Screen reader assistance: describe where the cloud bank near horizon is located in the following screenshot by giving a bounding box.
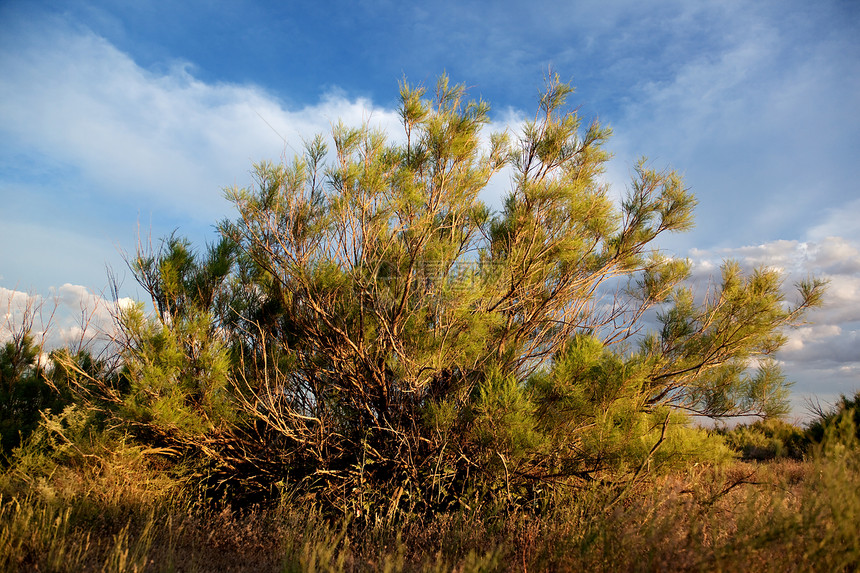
[1,284,134,357]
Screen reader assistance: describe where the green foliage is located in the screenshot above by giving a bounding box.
[0,333,79,458]
[641,263,825,418]
[805,390,860,447]
[45,233,240,472]
[3,405,97,488]
[720,417,806,460]
[0,333,47,455]
[201,73,824,514]
[1,405,185,510]
[106,74,818,514]
[802,411,860,569]
[527,335,732,478]
[9,74,820,520]
[118,303,235,439]
[133,231,237,326]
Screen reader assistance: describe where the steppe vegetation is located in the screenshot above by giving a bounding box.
[1,75,856,572]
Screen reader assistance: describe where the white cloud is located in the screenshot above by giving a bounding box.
[690,236,860,279]
[0,17,403,224]
[781,327,859,366]
[781,324,843,354]
[0,14,410,297]
[0,284,130,353]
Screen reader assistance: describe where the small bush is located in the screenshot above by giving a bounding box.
[805,390,860,446]
[721,417,806,460]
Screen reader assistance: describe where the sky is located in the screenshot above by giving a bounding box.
[1,0,858,420]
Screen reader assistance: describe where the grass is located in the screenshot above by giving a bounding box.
[1,452,857,572]
[2,405,857,572]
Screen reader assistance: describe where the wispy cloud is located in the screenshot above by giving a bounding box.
[0,13,405,295]
[0,17,402,224]
[601,2,860,249]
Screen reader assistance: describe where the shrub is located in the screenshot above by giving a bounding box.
[49,75,824,517]
[721,417,806,460]
[805,390,860,446]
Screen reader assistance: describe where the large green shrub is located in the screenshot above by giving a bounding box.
[50,75,823,516]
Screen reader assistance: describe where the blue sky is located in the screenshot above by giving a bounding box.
[1,0,858,419]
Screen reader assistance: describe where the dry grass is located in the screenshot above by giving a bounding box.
[1,449,857,572]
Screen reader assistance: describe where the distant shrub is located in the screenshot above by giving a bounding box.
[0,335,81,458]
[805,391,860,447]
[720,417,805,460]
